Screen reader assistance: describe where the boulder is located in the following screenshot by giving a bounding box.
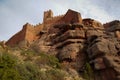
[86,29,104,39]
[57,43,83,61]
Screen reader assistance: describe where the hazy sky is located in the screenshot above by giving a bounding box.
[0,0,120,40]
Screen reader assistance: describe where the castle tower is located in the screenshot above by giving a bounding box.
[43,10,53,23]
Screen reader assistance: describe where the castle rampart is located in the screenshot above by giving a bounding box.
[6,9,83,46]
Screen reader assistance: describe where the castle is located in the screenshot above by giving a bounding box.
[5,9,120,80]
[6,9,82,46]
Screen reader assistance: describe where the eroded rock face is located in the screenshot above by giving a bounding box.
[46,23,86,71]
[44,19,120,80]
[86,20,120,80]
[32,18,119,80]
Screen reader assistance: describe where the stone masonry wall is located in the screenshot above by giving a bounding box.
[6,26,26,46]
[6,9,83,46]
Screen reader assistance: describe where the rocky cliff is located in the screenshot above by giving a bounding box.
[6,10,120,80]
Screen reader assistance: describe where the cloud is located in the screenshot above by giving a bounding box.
[0,0,119,40]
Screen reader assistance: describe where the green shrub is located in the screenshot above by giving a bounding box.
[36,52,61,68]
[0,47,64,80]
[0,52,21,80]
[46,69,65,80]
[38,69,65,80]
[0,68,21,80]
[16,62,40,80]
[83,62,94,80]
[20,49,36,56]
[0,51,41,80]
[20,49,37,61]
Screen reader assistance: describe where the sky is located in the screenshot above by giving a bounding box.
[0,0,120,41]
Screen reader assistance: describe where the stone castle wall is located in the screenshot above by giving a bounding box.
[43,15,64,30]
[6,23,43,46]
[43,9,82,31]
[6,25,27,46]
[24,23,35,43]
[34,23,43,35]
[6,9,82,46]
[62,9,82,24]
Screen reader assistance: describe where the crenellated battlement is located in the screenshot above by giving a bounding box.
[33,23,42,27]
[52,14,64,19]
[44,14,64,24]
[47,14,64,20]
[23,23,34,28]
[44,9,53,14]
[43,9,53,22]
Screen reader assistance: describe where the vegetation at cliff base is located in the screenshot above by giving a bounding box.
[0,45,84,80]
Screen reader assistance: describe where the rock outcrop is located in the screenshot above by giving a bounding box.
[6,9,120,80]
